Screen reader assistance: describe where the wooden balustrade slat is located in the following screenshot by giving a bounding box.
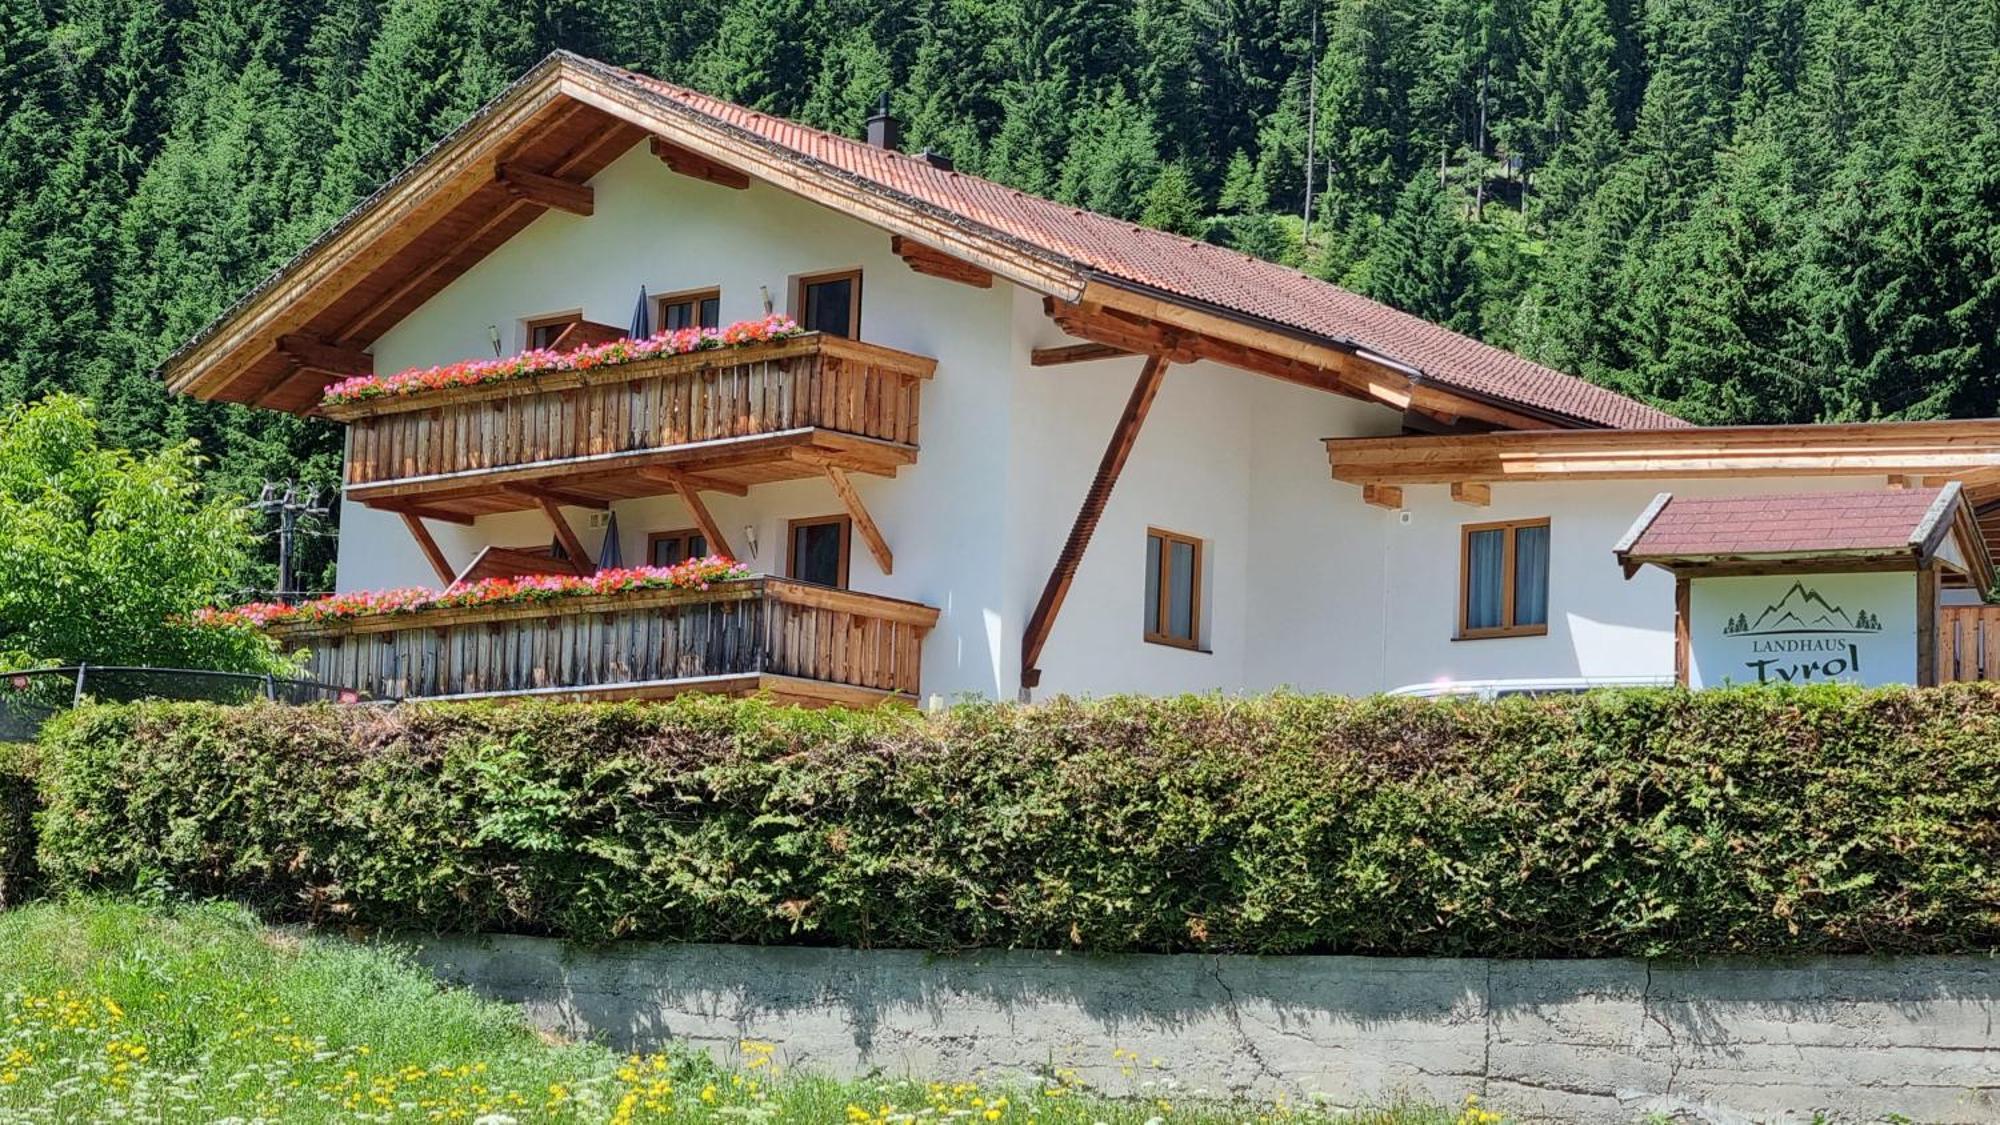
[277,580,932,702]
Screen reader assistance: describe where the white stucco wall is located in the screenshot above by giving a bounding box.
[1366,476,1909,694]
[328,139,1941,701]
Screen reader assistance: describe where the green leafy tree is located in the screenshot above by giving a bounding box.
[0,395,282,673]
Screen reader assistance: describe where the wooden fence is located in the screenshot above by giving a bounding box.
[1937,604,2000,683]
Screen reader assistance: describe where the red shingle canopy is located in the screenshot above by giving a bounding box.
[1622,489,1955,559]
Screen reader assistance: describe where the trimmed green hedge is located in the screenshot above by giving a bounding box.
[0,742,36,908]
[32,687,2000,956]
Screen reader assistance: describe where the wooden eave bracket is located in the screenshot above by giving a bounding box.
[891,235,993,289]
[1450,482,1490,506]
[649,137,750,190]
[1362,484,1403,510]
[277,334,372,379]
[823,465,893,575]
[496,163,594,216]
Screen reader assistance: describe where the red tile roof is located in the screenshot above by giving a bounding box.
[1622,489,1952,559]
[586,57,1682,431]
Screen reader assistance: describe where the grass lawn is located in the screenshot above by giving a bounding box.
[0,899,1502,1124]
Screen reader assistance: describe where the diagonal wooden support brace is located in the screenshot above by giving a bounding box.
[400,513,455,586]
[1019,353,1171,690]
[668,476,734,561]
[537,497,593,570]
[824,465,892,575]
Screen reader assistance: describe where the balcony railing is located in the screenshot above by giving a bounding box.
[326,334,935,516]
[267,578,939,706]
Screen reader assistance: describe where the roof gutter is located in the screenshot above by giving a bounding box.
[1080,273,1611,431]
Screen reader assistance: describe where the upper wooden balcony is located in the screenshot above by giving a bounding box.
[325,333,935,519]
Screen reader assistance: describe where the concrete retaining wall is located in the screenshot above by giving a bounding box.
[411,937,2000,1123]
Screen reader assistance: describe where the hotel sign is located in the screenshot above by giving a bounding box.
[1687,573,1918,688]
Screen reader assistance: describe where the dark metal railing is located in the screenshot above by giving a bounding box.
[0,665,360,742]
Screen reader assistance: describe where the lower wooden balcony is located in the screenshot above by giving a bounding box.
[269,578,939,707]
[326,334,934,520]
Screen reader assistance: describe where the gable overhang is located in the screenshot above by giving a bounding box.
[161,51,1642,431]
[1327,421,2000,488]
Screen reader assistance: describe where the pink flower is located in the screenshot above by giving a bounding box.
[194,558,754,629]
[322,315,804,406]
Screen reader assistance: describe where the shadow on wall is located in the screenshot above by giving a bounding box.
[410,936,2000,1122]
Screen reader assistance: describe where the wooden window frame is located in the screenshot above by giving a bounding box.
[786,514,852,589]
[1144,527,1204,650]
[524,312,581,351]
[792,269,863,337]
[656,287,722,333]
[647,527,709,567]
[1456,517,1551,640]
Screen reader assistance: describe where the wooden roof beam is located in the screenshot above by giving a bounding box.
[496,163,594,216]
[332,117,640,346]
[632,466,749,496]
[368,498,476,526]
[1031,342,1134,366]
[1043,296,1523,428]
[498,484,611,510]
[277,334,372,378]
[1046,298,1199,363]
[891,235,993,289]
[1450,482,1490,506]
[649,137,750,189]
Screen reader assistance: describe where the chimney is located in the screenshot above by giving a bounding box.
[865,93,900,151]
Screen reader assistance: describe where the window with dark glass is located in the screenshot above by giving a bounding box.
[648,528,709,567]
[787,515,851,588]
[658,289,721,332]
[1144,528,1202,649]
[527,314,580,351]
[1459,518,1551,639]
[795,270,861,337]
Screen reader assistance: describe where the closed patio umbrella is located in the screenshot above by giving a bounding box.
[596,510,623,572]
[629,285,651,339]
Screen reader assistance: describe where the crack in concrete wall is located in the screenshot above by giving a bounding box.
[408,937,2000,1123]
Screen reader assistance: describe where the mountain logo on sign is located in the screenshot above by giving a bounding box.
[1720,581,1883,636]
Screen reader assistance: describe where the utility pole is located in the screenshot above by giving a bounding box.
[1302,12,1319,243]
[253,483,330,603]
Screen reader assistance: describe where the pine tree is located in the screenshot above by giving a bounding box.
[1365,170,1481,332]
[1140,162,1207,234]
